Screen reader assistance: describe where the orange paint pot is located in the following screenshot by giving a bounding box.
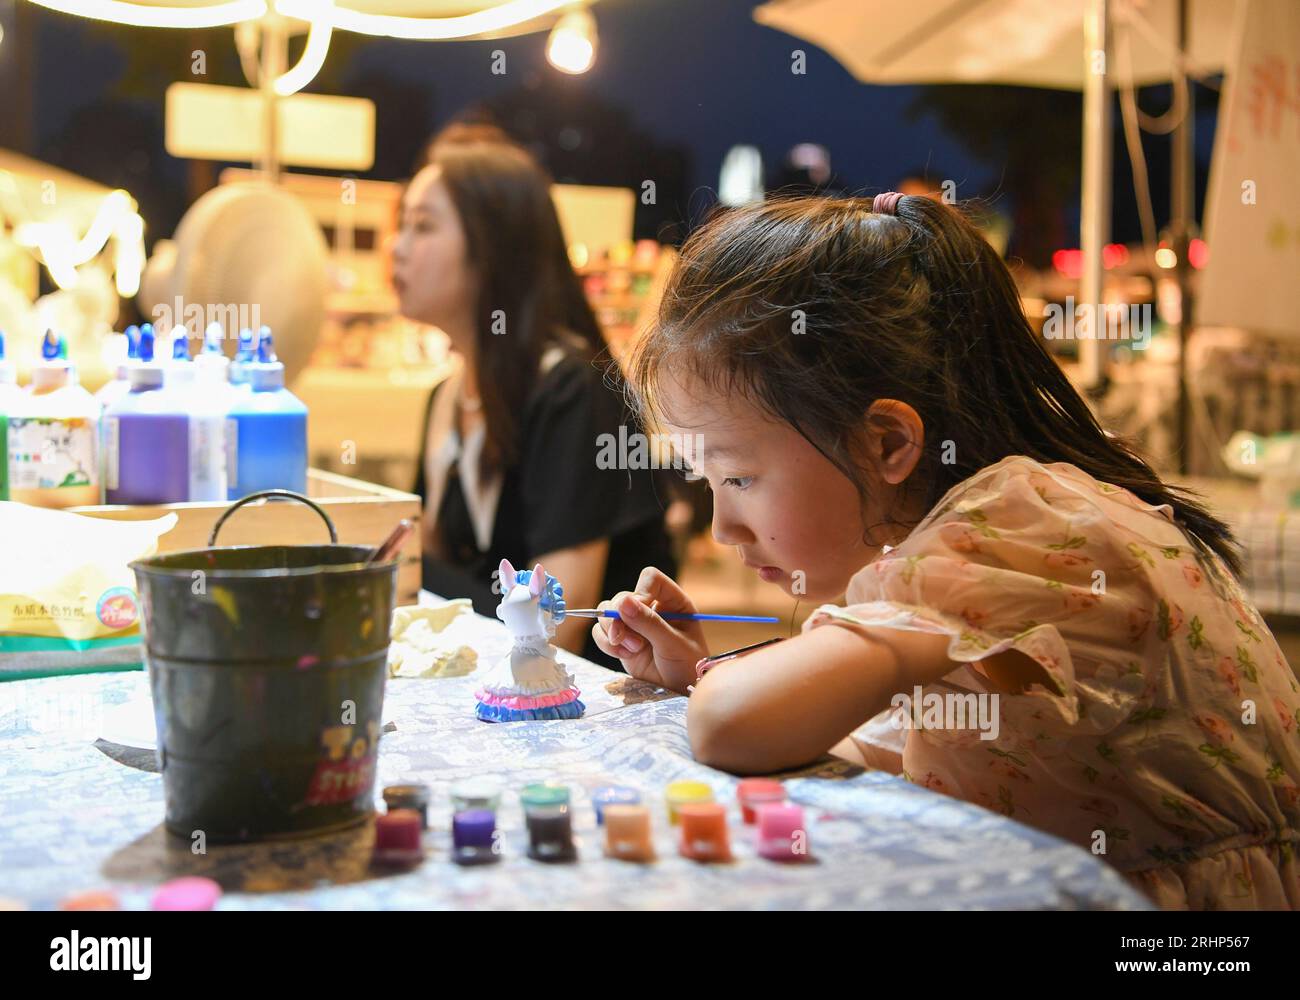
[60,889,120,911]
[604,804,656,862]
[677,803,732,862]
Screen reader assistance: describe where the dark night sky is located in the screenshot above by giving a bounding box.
[343,0,985,192]
[17,0,1219,250]
[24,1,984,199]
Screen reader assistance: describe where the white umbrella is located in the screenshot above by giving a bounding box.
[754,0,1233,428]
[753,0,1231,88]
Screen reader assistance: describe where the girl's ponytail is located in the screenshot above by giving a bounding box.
[892,194,1240,576]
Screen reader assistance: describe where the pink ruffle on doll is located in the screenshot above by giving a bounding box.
[474,559,585,722]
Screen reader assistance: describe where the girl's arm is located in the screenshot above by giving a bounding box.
[687,622,957,775]
[533,537,609,654]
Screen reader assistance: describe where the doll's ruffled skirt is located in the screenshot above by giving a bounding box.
[474,685,585,722]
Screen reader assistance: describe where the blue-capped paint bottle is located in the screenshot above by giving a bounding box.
[8,330,101,508]
[95,324,142,493]
[103,325,189,504]
[165,328,193,382]
[95,324,141,411]
[185,323,234,501]
[165,328,228,501]
[226,329,308,498]
[229,327,257,390]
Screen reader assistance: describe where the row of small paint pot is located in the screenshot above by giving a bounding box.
[373,777,811,866]
[18,876,226,913]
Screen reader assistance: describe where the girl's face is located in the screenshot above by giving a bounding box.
[659,375,924,602]
[390,165,477,340]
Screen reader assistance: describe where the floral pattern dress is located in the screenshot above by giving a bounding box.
[805,455,1300,910]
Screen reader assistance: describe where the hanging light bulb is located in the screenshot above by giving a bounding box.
[547,7,597,74]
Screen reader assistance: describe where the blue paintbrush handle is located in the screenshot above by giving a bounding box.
[599,610,779,624]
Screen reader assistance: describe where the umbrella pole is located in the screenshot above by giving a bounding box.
[1080,0,1113,393]
[1172,0,1195,475]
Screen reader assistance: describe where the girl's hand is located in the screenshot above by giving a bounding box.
[590,567,708,694]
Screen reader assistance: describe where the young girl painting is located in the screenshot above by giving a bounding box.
[591,192,1300,910]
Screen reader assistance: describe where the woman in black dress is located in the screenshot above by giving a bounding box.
[391,131,675,666]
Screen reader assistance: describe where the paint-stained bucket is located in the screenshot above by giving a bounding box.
[131,490,397,842]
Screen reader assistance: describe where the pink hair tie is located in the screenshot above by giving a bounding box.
[872,191,905,216]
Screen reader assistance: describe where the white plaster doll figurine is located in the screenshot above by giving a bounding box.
[473,559,585,721]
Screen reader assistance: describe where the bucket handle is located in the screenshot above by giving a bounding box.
[208,490,339,547]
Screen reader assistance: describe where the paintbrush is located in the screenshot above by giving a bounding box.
[368,519,414,564]
[562,609,779,624]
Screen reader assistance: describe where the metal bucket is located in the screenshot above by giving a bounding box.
[131,490,397,843]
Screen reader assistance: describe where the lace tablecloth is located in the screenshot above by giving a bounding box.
[0,605,1151,910]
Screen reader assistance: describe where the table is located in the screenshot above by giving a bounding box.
[0,607,1152,910]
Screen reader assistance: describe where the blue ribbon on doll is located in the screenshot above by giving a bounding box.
[511,568,567,626]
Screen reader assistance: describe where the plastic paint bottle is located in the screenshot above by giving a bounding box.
[226,329,308,498]
[95,325,141,491]
[95,324,141,411]
[164,329,229,502]
[165,329,194,386]
[229,327,257,390]
[103,325,189,504]
[7,331,101,509]
[186,323,234,501]
[0,331,21,501]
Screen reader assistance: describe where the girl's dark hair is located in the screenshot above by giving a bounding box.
[628,194,1242,577]
[427,135,605,474]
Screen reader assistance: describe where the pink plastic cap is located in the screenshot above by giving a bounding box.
[151,876,222,911]
[757,803,810,861]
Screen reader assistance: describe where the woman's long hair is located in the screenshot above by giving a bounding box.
[427,133,605,475]
[627,194,1242,576]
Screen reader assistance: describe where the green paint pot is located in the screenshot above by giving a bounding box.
[131,490,397,843]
